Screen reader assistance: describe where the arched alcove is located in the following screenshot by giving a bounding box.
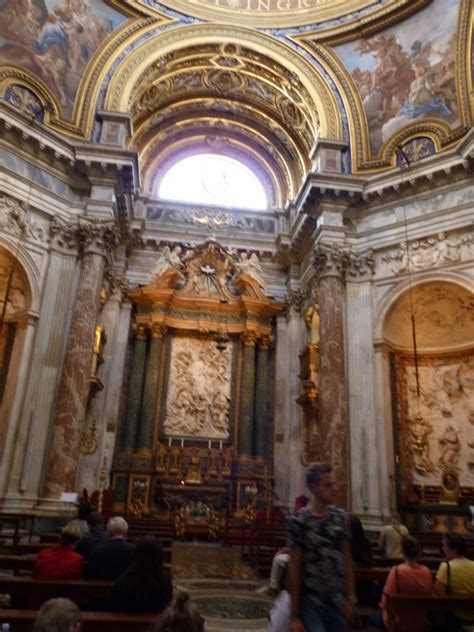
[382,280,474,525]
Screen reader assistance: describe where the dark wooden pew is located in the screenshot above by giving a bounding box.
[0,609,162,631]
[0,554,36,575]
[384,591,474,632]
[0,574,113,604]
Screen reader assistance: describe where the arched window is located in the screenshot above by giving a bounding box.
[158,154,268,210]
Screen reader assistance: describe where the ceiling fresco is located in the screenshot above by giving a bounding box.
[0,0,472,176]
[0,0,127,118]
[333,0,460,156]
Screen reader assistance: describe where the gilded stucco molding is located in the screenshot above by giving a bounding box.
[294,0,430,43]
[105,24,342,141]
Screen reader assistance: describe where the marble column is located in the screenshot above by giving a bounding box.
[76,280,130,492]
[373,343,396,518]
[14,221,79,505]
[100,300,132,474]
[137,324,166,451]
[313,243,348,509]
[273,299,306,509]
[345,249,380,522]
[253,335,270,458]
[43,222,117,498]
[238,331,257,457]
[0,316,38,506]
[123,324,147,451]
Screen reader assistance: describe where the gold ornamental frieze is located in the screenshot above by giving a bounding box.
[151,0,407,28]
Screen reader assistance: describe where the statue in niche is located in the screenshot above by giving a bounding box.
[235,252,265,288]
[411,415,435,476]
[305,304,320,346]
[438,424,461,471]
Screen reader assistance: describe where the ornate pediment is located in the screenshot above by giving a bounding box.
[130,238,282,336]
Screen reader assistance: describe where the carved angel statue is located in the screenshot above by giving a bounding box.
[411,415,434,476]
[305,304,320,346]
[236,251,265,288]
[150,245,183,279]
[438,424,461,471]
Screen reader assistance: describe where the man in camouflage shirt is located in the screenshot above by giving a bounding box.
[288,463,355,632]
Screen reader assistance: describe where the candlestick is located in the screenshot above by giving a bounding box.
[208,440,211,449]
[181,437,184,448]
[168,437,172,447]
[219,440,223,450]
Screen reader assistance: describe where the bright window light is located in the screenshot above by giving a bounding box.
[158,154,268,210]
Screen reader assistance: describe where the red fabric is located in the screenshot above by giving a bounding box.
[33,544,84,579]
[381,563,433,632]
[294,495,309,512]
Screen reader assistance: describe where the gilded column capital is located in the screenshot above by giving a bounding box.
[133,323,147,340]
[258,335,273,350]
[149,323,167,339]
[79,219,120,259]
[240,330,257,347]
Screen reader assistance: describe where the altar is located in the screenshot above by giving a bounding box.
[111,239,282,519]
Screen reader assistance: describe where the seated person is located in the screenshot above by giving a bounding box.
[86,516,134,580]
[378,513,409,558]
[434,532,474,628]
[261,496,309,596]
[112,535,172,613]
[69,496,92,538]
[349,514,374,607]
[75,511,108,560]
[33,597,82,632]
[368,536,432,632]
[154,591,205,632]
[34,523,84,580]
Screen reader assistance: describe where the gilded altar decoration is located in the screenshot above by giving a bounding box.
[174,506,187,539]
[184,457,203,485]
[80,419,98,455]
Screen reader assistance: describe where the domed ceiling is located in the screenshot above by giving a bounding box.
[0,0,472,200]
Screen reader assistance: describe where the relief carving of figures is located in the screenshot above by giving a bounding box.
[411,415,435,476]
[0,261,27,316]
[403,354,474,491]
[437,424,461,472]
[383,231,474,274]
[164,337,231,439]
[235,251,265,289]
[150,245,184,280]
[0,195,44,242]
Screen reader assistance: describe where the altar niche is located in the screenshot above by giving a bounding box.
[112,238,282,519]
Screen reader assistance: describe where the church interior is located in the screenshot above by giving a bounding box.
[0,0,473,627]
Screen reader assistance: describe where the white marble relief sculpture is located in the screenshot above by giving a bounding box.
[382,230,474,275]
[150,244,183,279]
[235,251,265,288]
[437,424,461,471]
[164,337,231,439]
[404,358,474,487]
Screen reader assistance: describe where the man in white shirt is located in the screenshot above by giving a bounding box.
[378,513,409,558]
